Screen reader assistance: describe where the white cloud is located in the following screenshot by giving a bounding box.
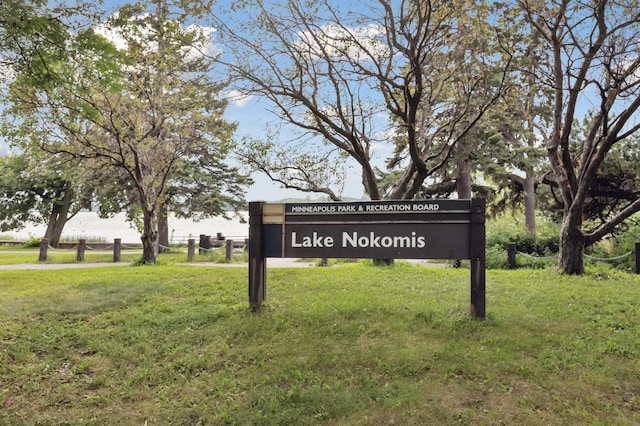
[226,89,253,107]
[369,142,389,153]
[295,24,389,62]
[0,59,16,89]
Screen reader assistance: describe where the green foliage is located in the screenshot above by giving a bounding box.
[0,155,59,231]
[1,1,63,80]
[59,235,106,243]
[22,236,42,248]
[485,213,640,271]
[0,251,140,265]
[486,214,559,255]
[587,214,640,273]
[1,266,640,424]
[0,153,118,247]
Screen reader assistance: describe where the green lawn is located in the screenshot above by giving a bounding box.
[1,264,639,424]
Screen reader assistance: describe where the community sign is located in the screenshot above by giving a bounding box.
[248,199,486,319]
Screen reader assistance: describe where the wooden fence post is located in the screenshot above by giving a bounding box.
[77,239,86,261]
[507,243,517,269]
[203,235,211,254]
[199,234,205,255]
[226,239,234,261]
[113,238,121,262]
[635,242,640,275]
[38,238,49,261]
[187,238,195,262]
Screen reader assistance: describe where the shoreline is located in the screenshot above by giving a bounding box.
[0,211,249,242]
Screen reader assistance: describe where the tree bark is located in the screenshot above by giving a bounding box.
[140,206,159,264]
[44,208,58,246]
[44,181,73,247]
[454,151,471,268]
[456,154,472,199]
[524,172,536,233]
[558,211,585,274]
[48,214,68,248]
[158,203,169,253]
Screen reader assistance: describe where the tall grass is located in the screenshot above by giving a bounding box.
[1,264,639,424]
[59,235,107,243]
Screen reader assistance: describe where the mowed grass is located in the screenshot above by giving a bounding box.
[1,264,639,425]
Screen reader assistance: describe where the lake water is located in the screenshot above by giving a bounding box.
[3,211,249,243]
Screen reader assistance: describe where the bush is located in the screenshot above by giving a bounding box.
[23,236,42,248]
[483,214,559,269]
[587,215,640,273]
[485,214,560,266]
[485,245,509,269]
[486,212,640,271]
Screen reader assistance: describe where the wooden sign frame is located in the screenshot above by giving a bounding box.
[249,199,486,319]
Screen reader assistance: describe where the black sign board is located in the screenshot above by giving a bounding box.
[249,199,486,319]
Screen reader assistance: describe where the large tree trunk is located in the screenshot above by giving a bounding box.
[47,213,68,248]
[140,207,159,264]
[558,211,586,274]
[158,203,169,253]
[453,153,471,268]
[44,210,58,245]
[44,182,73,247]
[524,172,536,233]
[456,156,472,199]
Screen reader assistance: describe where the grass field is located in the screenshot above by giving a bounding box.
[1,263,639,425]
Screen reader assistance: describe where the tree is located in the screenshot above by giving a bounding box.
[474,9,555,232]
[0,154,83,246]
[0,147,134,247]
[0,0,97,87]
[520,0,640,274]
[413,0,506,202]
[5,0,243,263]
[215,0,511,201]
[160,143,253,248]
[538,117,640,226]
[1,1,121,245]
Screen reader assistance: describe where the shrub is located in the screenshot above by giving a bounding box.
[485,245,509,269]
[587,215,640,273]
[23,236,42,248]
[486,214,559,261]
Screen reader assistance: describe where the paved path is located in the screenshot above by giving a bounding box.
[0,262,131,270]
[0,258,317,270]
[0,258,447,270]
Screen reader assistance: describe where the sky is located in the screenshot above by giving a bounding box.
[223,95,370,202]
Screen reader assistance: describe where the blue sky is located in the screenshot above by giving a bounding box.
[225,95,367,201]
